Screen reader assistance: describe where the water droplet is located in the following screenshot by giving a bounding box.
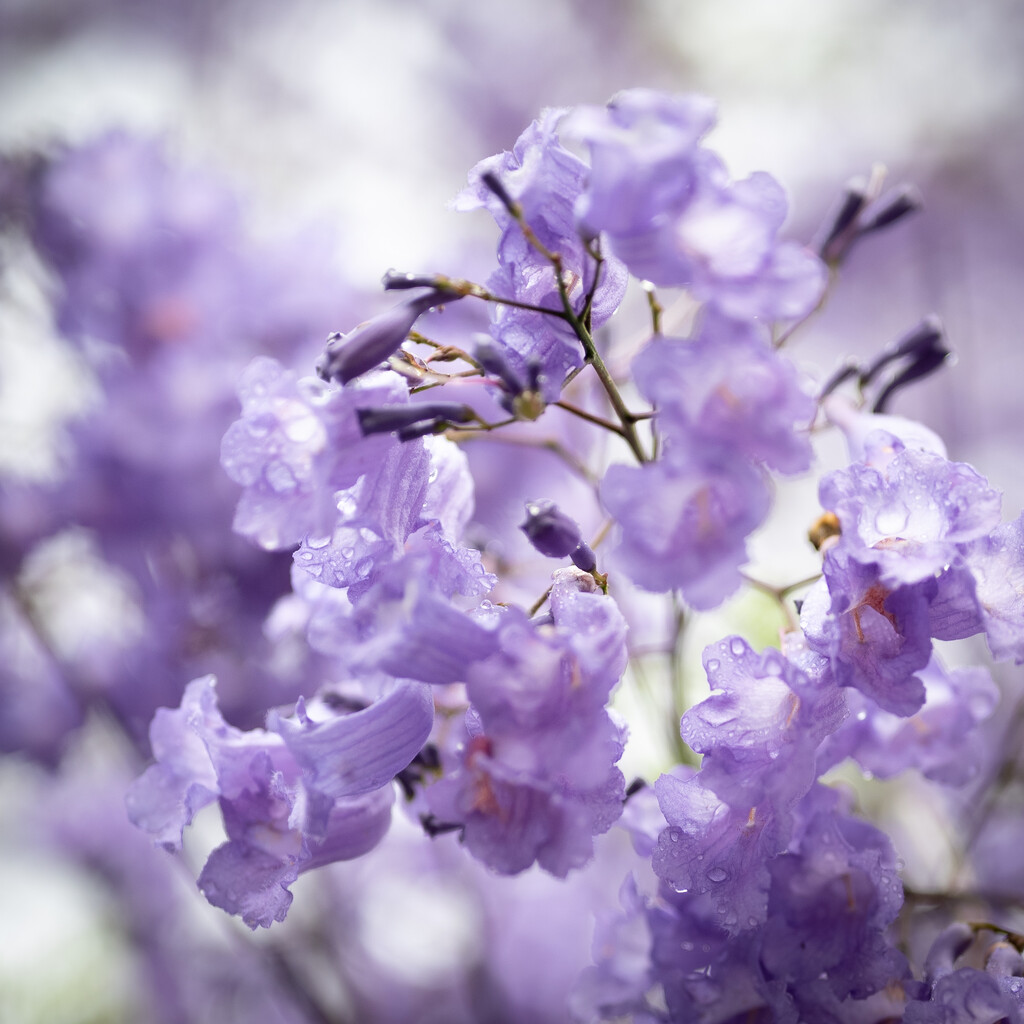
[307,534,331,550]
[668,828,681,844]
[341,547,355,560]
[283,410,320,443]
[706,658,721,673]
[299,551,313,561]
[681,940,694,952]
[729,638,746,657]
[266,462,297,494]
[874,504,909,535]
[706,866,728,883]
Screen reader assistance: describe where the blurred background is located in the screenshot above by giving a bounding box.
[2,0,1024,1021]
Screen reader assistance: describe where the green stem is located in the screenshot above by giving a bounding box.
[551,259,648,462]
[644,281,663,335]
[480,171,650,464]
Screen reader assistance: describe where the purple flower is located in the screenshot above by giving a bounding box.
[801,552,933,716]
[292,437,431,589]
[601,449,770,609]
[820,435,1002,587]
[302,526,498,685]
[962,511,1024,663]
[570,875,655,1021]
[221,357,405,549]
[905,968,1024,1023]
[456,108,628,396]
[681,637,846,816]
[569,89,718,241]
[127,675,433,927]
[761,793,907,1003]
[652,772,784,932]
[569,89,825,322]
[425,580,629,876]
[633,312,816,475]
[817,655,998,786]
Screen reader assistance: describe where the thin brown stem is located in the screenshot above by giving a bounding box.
[553,400,627,437]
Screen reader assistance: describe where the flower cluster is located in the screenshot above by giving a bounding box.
[5,88,1024,1024]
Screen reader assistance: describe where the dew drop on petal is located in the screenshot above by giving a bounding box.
[706,866,729,883]
[875,504,910,535]
[266,462,297,493]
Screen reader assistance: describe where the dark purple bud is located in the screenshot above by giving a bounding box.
[817,359,861,401]
[859,317,942,386]
[624,778,646,800]
[474,337,524,395]
[860,316,949,412]
[397,418,447,441]
[524,356,545,394]
[480,169,519,215]
[357,401,476,437]
[570,542,598,574]
[858,183,922,235]
[814,175,921,264]
[813,176,868,260]
[382,269,448,291]
[318,288,460,384]
[520,499,583,558]
[871,350,949,413]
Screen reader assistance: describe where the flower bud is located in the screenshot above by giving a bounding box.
[520,500,597,572]
[357,401,476,438]
[317,288,460,384]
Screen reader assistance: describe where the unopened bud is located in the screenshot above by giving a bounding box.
[480,169,519,215]
[858,184,922,235]
[357,401,476,438]
[814,177,868,261]
[520,500,596,573]
[319,288,461,385]
[382,270,446,291]
[521,500,582,555]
